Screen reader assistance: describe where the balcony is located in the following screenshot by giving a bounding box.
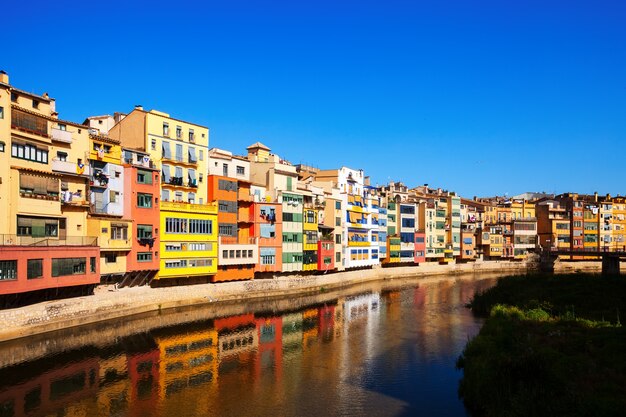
[11,109,49,138]
[0,235,98,246]
[52,158,91,177]
[161,200,217,214]
[51,128,73,143]
[123,155,156,169]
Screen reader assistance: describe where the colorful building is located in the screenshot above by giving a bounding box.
[251,185,283,275]
[122,148,160,285]
[107,107,217,282]
[208,148,257,282]
[0,72,100,305]
[247,142,303,273]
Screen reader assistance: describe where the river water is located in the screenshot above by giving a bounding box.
[0,274,499,417]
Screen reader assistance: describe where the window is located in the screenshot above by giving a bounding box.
[189,129,195,142]
[32,99,39,109]
[137,225,153,238]
[105,253,117,263]
[161,189,170,202]
[109,190,119,203]
[335,234,341,244]
[151,139,157,150]
[17,216,59,237]
[236,166,245,175]
[163,122,169,136]
[52,258,86,277]
[0,106,4,119]
[223,163,228,176]
[176,125,182,139]
[175,144,183,162]
[110,225,128,240]
[199,173,203,183]
[335,201,341,210]
[188,192,195,204]
[137,252,153,262]
[336,216,341,226]
[0,260,18,281]
[90,257,96,273]
[286,177,292,191]
[137,170,152,184]
[137,193,153,208]
[12,142,48,163]
[56,151,68,161]
[199,150,204,161]
[58,123,66,131]
[0,141,4,152]
[336,252,341,262]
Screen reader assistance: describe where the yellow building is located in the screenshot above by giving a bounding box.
[154,327,219,401]
[108,107,217,281]
[302,206,319,271]
[611,196,626,251]
[159,201,218,279]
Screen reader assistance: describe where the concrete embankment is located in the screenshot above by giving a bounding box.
[0,259,604,344]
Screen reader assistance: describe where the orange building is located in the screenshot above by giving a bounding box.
[208,149,258,282]
[122,149,160,286]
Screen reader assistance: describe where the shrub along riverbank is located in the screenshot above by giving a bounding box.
[457,273,626,417]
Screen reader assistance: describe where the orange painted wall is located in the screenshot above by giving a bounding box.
[208,175,238,226]
[0,246,100,296]
[124,166,160,272]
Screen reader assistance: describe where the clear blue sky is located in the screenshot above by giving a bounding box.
[5,0,626,197]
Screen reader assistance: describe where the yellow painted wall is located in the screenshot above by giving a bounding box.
[158,201,218,279]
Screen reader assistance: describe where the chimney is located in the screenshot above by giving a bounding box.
[135,104,143,111]
[594,191,598,202]
[0,70,8,84]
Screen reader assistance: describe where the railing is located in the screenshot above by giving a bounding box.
[219,236,258,245]
[161,200,217,213]
[0,235,98,246]
[51,128,73,143]
[52,159,91,176]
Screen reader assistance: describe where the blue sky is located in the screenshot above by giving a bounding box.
[5,0,626,197]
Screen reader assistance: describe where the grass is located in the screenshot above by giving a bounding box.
[457,273,626,417]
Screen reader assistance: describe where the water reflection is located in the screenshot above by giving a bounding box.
[0,275,497,417]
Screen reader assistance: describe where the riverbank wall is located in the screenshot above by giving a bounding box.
[0,258,608,344]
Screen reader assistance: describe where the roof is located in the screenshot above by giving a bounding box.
[246,141,271,151]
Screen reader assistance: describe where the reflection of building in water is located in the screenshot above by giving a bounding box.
[317,304,336,342]
[254,316,283,381]
[97,354,130,416]
[382,290,402,323]
[302,308,319,350]
[126,348,160,417]
[215,314,258,360]
[281,312,304,352]
[0,357,99,417]
[343,292,381,323]
[154,327,218,400]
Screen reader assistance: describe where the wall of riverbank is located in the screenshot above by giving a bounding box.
[0,258,610,343]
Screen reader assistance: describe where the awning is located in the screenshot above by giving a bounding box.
[318,224,334,232]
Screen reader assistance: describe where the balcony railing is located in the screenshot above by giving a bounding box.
[52,158,91,176]
[0,235,98,246]
[51,128,73,143]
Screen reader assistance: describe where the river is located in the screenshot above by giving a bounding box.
[0,274,500,417]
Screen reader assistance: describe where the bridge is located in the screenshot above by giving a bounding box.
[539,248,626,275]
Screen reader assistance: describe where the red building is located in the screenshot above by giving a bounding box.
[317,239,335,271]
[122,150,160,286]
[0,243,100,307]
[414,231,426,264]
